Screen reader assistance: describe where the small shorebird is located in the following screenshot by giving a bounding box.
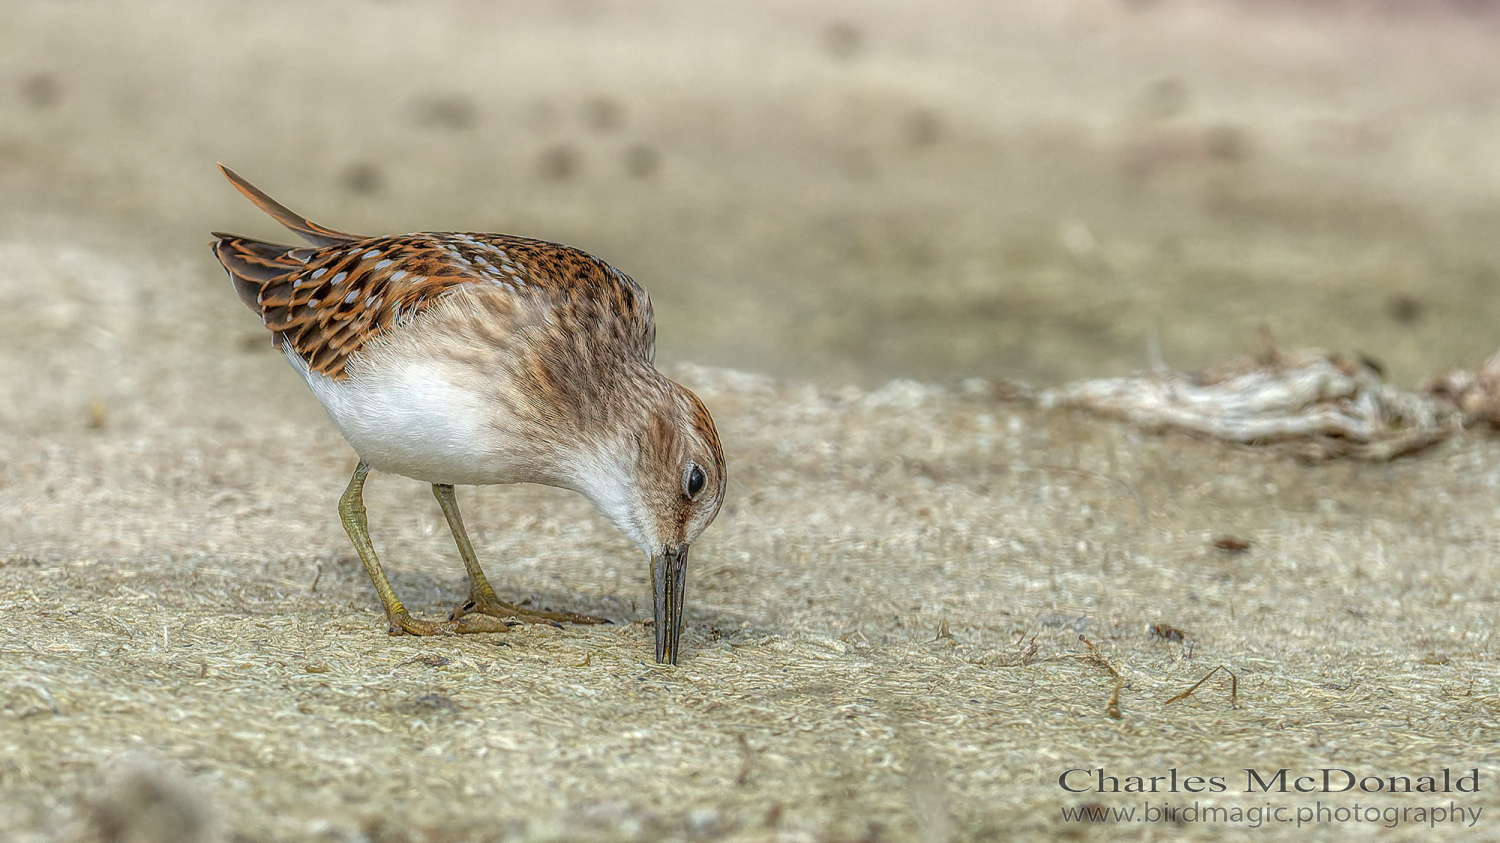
[211,165,725,664]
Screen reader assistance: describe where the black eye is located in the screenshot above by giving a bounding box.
[685,464,706,498]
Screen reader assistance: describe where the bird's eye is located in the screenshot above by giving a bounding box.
[685,464,706,498]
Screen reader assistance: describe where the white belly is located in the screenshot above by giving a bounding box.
[287,347,505,485]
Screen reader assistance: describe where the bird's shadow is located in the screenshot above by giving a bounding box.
[319,553,758,634]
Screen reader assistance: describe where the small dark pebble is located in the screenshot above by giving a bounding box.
[1387,294,1423,325]
[840,148,877,180]
[1205,124,1251,162]
[764,802,784,827]
[823,21,863,59]
[20,72,62,109]
[623,143,659,178]
[238,333,274,353]
[903,109,942,147]
[1213,535,1251,553]
[538,144,581,180]
[1137,77,1189,122]
[343,162,384,194]
[412,94,476,130]
[412,693,459,714]
[583,96,624,132]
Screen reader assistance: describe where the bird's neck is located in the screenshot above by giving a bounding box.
[552,369,674,553]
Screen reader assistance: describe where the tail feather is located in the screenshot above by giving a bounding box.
[212,164,363,321]
[216,164,364,247]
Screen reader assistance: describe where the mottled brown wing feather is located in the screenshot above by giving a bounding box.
[212,170,656,379]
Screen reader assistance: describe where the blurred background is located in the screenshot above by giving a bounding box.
[4,0,1500,394]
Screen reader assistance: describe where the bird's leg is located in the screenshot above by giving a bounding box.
[339,462,511,635]
[432,483,608,626]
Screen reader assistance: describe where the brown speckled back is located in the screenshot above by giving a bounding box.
[210,166,655,380]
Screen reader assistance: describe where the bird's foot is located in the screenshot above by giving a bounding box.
[387,609,514,636]
[451,595,609,627]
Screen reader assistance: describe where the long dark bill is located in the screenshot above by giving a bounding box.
[652,545,689,665]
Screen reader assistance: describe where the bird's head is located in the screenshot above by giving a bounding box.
[573,378,725,664]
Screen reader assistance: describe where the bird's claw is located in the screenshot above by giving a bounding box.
[451,596,608,627]
[386,610,513,636]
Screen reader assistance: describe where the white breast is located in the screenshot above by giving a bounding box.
[286,347,509,486]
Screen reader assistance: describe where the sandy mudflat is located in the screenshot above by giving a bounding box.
[3,1,1500,841]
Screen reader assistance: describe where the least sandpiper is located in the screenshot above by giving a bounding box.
[211,165,725,664]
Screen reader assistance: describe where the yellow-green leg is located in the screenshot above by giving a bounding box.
[433,483,607,626]
[339,462,510,635]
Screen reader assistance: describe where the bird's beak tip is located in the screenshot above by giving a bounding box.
[651,544,690,666]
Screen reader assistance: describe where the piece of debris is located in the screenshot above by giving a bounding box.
[1213,535,1251,553]
[1150,624,1188,642]
[735,733,756,786]
[1041,341,1456,462]
[1105,680,1124,720]
[1423,349,1500,428]
[411,693,460,714]
[1010,633,1039,667]
[1076,635,1125,719]
[1077,635,1118,677]
[1165,665,1238,709]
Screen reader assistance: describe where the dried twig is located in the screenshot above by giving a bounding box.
[736,733,756,786]
[1105,680,1124,720]
[1077,635,1125,719]
[1165,665,1239,709]
[1077,635,1119,677]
